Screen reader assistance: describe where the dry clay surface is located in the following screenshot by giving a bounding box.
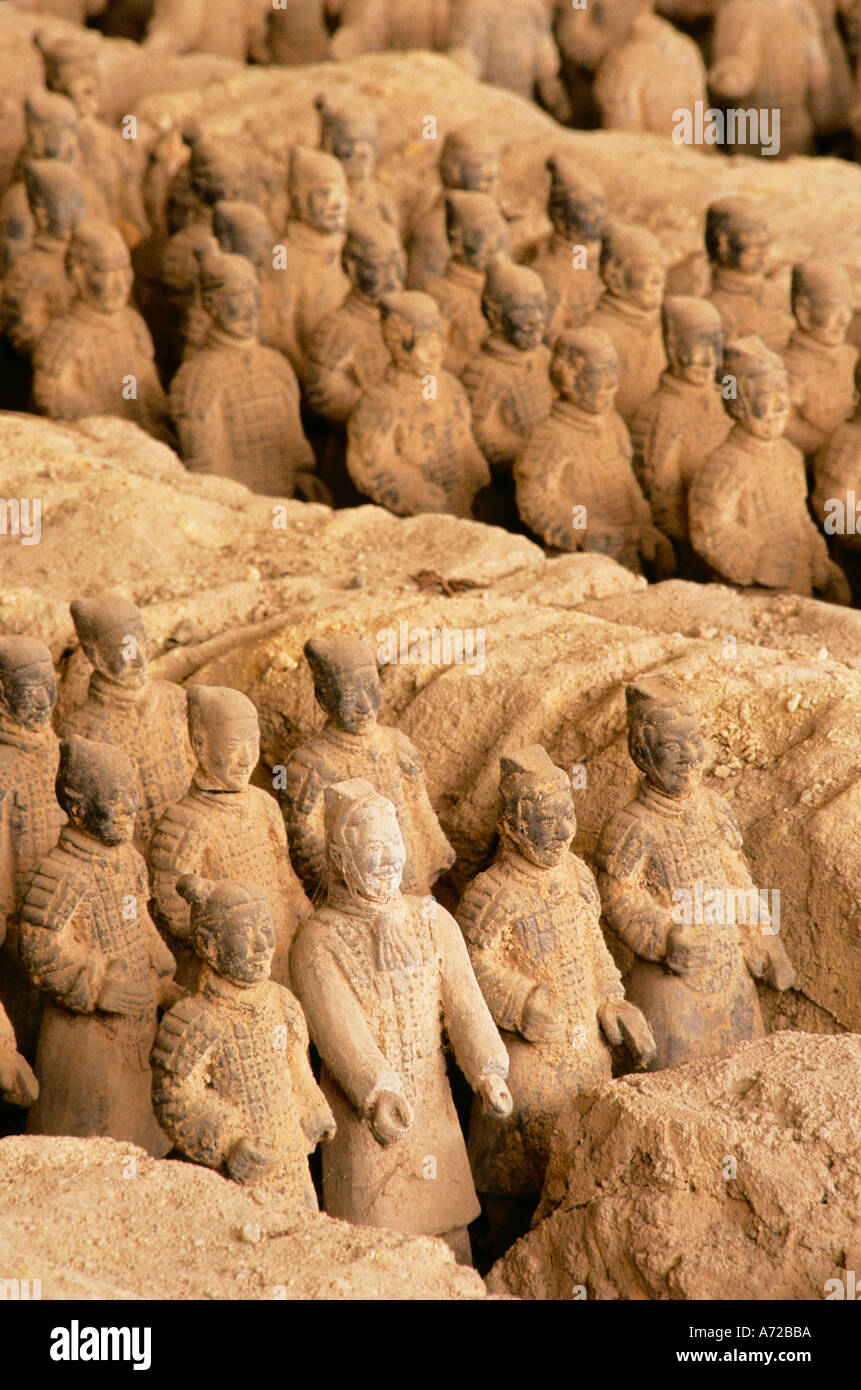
[488,1032,861,1301]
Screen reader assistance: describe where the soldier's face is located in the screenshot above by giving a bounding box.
[503,295,546,351]
[622,256,665,313]
[723,228,769,276]
[65,73,99,121]
[795,295,852,348]
[79,251,132,313]
[86,783,139,844]
[91,620,149,687]
[510,789,576,868]
[355,247,406,302]
[386,314,443,374]
[335,136,375,182]
[342,810,405,903]
[1,664,57,730]
[454,155,500,197]
[29,120,76,162]
[195,718,259,791]
[324,667,382,734]
[219,909,275,986]
[640,713,705,799]
[209,285,259,340]
[307,181,349,235]
[740,373,790,440]
[670,331,719,387]
[570,359,618,414]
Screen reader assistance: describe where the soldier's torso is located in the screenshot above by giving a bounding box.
[178,788,288,929]
[784,335,857,439]
[0,736,64,898]
[550,409,643,530]
[533,241,602,339]
[464,343,554,464]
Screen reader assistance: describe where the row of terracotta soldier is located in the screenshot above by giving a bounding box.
[0,597,796,1258]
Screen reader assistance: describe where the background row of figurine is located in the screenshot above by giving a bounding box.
[0,604,795,1260]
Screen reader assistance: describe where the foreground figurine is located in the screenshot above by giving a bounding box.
[596,678,796,1070]
[459,747,654,1251]
[152,875,334,1208]
[425,191,511,378]
[587,222,667,421]
[782,263,857,459]
[20,737,175,1153]
[531,155,606,344]
[151,686,310,989]
[60,594,195,852]
[347,291,490,516]
[705,199,793,353]
[688,337,850,601]
[281,636,454,895]
[291,779,512,1263]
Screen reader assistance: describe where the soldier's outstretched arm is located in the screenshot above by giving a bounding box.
[436,903,510,1093]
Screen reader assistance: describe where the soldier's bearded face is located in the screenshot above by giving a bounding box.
[641,713,705,798]
[219,911,275,985]
[87,784,138,845]
[2,664,57,730]
[511,789,576,868]
[196,720,259,791]
[342,812,405,902]
[327,668,382,733]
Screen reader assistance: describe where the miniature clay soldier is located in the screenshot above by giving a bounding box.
[281,147,350,372]
[169,244,319,499]
[515,327,673,575]
[20,737,176,1153]
[425,191,511,378]
[31,221,170,441]
[302,217,406,424]
[406,124,501,291]
[0,161,85,361]
[152,875,335,1208]
[281,636,455,896]
[630,297,730,552]
[595,679,796,1071]
[329,0,450,57]
[782,264,857,459]
[705,199,793,353]
[459,747,655,1248]
[347,291,490,517]
[316,94,399,229]
[211,199,294,358]
[0,639,65,1059]
[462,260,554,474]
[812,356,861,550]
[60,594,195,853]
[530,155,607,344]
[586,222,667,422]
[446,0,569,120]
[688,337,850,601]
[150,686,311,990]
[0,1000,38,1110]
[290,779,512,1262]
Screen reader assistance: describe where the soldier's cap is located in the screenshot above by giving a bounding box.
[185,135,245,203]
[289,146,346,202]
[177,874,271,945]
[24,90,77,130]
[499,746,570,801]
[23,159,87,226]
[343,215,403,264]
[545,153,606,206]
[195,239,258,297]
[705,197,769,254]
[305,635,378,686]
[440,123,499,180]
[0,636,54,678]
[212,200,272,267]
[723,335,786,386]
[324,778,396,844]
[483,258,546,313]
[661,295,723,345]
[625,676,697,727]
[66,219,129,272]
[379,290,440,333]
[70,592,144,647]
[553,326,619,374]
[791,262,852,308]
[315,93,378,146]
[600,221,665,271]
[444,189,507,238]
[34,29,99,82]
[187,685,258,735]
[57,734,138,807]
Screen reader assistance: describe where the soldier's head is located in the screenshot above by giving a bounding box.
[34,30,101,121]
[184,131,246,209]
[482,259,547,351]
[550,328,619,413]
[213,200,272,271]
[662,296,723,386]
[705,198,771,277]
[0,637,56,731]
[316,94,378,183]
[70,593,150,689]
[23,91,78,162]
[600,222,666,313]
[379,291,443,376]
[177,874,274,985]
[23,160,86,241]
[440,125,500,197]
[554,0,641,71]
[545,154,607,244]
[195,241,260,341]
[187,687,260,792]
[724,336,790,438]
[498,746,576,868]
[66,221,132,314]
[289,147,349,235]
[56,735,139,844]
[343,217,406,303]
[305,635,381,734]
[444,191,510,272]
[324,779,405,904]
[625,677,705,799]
[791,263,853,348]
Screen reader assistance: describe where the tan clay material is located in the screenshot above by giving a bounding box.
[530,155,606,345]
[445,0,568,117]
[316,93,399,230]
[211,198,299,364]
[705,199,793,353]
[346,290,490,517]
[20,736,175,1154]
[596,678,796,1071]
[290,778,512,1261]
[281,635,455,895]
[0,161,84,360]
[425,190,511,378]
[586,222,667,422]
[281,147,350,372]
[0,998,38,1109]
[406,124,501,292]
[143,0,268,62]
[329,0,450,58]
[152,874,334,1208]
[150,686,310,990]
[812,354,861,550]
[782,263,857,458]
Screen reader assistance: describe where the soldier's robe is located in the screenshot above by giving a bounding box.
[462,335,554,473]
[631,372,730,543]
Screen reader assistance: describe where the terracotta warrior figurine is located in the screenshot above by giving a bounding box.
[515,327,672,575]
[462,260,554,474]
[60,594,195,853]
[596,678,796,1070]
[150,686,311,990]
[152,874,335,1208]
[281,635,455,896]
[316,94,398,229]
[812,354,861,551]
[782,263,857,459]
[0,1001,38,1110]
[425,191,511,378]
[0,161,85,361]
[0,638,65,1059]
[587,222,667,422]
[20,737,176,1153]
[630,297,730,552]
[169,243,319,498]
[446,0,569,120]
[459,746,654,1250]
[290,779,512,1263]
[211,198,303,366]
[705,199,793,353]
[329,0,450,57]
[688,337,850,601]
[530,154,606,345]
[281,147,350,373]
[143,0,269,62]
[406,124,502,292]
[302,216,406,424]
[347,290,490,516]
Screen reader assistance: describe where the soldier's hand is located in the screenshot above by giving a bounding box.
[98,961,150,1015]
[599,998,656,1069]
[370,1090,413,1147]
[665,925,714,976]
[0,1050,39,1108]
[763,939,796,993]
[817,561,851,607]
[742,938,769,979]
[521,985,566,1043]
[227,1137,278,1185]
[477,1073,512,1119]
[302,1103,336,1147]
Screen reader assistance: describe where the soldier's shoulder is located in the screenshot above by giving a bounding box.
[20,844,88,930]
[457,862,519,943]
[594,800,652,873]
[701,786,742,842]
[565,852,602,911]
[151,993,217,1074]
[32,315,75,372]
[306,306,359,363]
[150,796,207,864]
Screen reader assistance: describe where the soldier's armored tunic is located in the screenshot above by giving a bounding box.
[425,261,489,379]
[587,294,666,422]
[783,329,857,459]
[303,291,391,424]
[708,267,794,355]
[812,402,861,551]
[531,233,604,343]
[1,235,74,359]
[463,336,554,473]
[632,372,731,543]
[280,220,350,370]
